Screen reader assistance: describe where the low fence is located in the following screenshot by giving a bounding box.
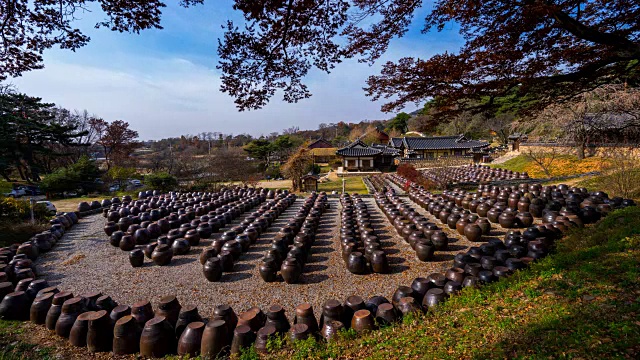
[398,157,474,169]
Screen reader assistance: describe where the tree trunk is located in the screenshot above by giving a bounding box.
[576,143,585,160]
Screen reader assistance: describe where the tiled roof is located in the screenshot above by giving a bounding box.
[307,138,334,149]
[336,139,383,157]
[389,138,404,148]
[371,144,401,156]
[402,135,489,150]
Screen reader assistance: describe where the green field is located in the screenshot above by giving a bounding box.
[318,176,368,194]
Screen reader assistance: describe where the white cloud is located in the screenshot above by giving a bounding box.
[10,53,399,139]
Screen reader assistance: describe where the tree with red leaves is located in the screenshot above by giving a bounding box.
[90,119,139,169]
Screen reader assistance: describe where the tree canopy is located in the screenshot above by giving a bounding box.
[4,1,639,120]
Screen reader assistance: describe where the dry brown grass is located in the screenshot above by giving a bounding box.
[52,197,104,212]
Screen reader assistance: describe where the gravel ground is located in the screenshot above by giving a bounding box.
[35,196,497,322]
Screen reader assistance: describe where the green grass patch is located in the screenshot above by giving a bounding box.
[318,176,368,194]
[267,207,640,359]
[489,154,532,172]
[0,321,54,360]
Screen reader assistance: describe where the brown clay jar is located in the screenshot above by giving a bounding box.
[113,315,141,355]
[139,316,177,358]
[177,321,205,357]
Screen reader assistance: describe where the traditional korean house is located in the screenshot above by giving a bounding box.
[307,138,337,163]
[388,135,489,159]
[336,139,383,171]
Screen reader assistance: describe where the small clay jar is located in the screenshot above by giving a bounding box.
[255,325,277,354]
[351,309,376,333]
[445,267,466,283]
[139,316,177,358]
[69,311,94,347]
[422,288,447,310]
[375,303,399,326]
[129,249,144,267]
[46,291,74,330]
[444,281,462,295]
[110,231,124,247]
[294,303,319,334]
[0,291,31,320]
[175,305,203,338]
[289,323,311,342]
[143,242,158,259]
[30,292,54,324]
[55,297,85,338]
[200,319,230,359]
[238,307,266,332]
[392,286,416,308]
[184,230,201,246]
[87,310,113,353]
[113,315,141,355]
[265,304,290,334]
[320,320,345,341]
[171,238,191,255]
[131,300,154,326]
[230,324,256,354]
[177,321,205,357]
[320,299,344,328]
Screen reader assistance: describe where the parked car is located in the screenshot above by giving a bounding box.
[4,188,27,198]
[129,179,143,187]
[109,184,120,192]
[37,201,57,215]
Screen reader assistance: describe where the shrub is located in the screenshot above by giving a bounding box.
[40,155,100,194]
[0,197,49,220]
[145,172,178,192]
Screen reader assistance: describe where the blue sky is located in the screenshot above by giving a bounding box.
[10,1,464,140]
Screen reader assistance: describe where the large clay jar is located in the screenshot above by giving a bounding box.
[46,291,73,330]
[172,238,191,255]
[156,295,181,328]
[203,257,223,282]
[55,297,85,338]
[104,222,119,236]
[199,247,218,265]
[498,212,516,228]
[370,250,390,273]
[347,252,368,275]
[30,292,54,324]
[129,249,144,267]
[200,319,230,359]
[281,258,302,284]
[119,235,136,251]
[415,241,435,262]
[259,260,278,282]
[464,223,483,242]
[113,315,141,355]
[516,212,534,227]
[178,321,205,357]
[110,231,124,247]
[476,218,491,235]
[139,316,177,358]
[430,231,448,251]
[87,310,113,352]
[69,311,94,347]
[0,291,31,320]
[238,307,266,333]
[175,305,203,338]
[152,245,173,266]
[230,324,257,355]
[213,304,238,333]
[185,230,201,246]
[131,300,154,326]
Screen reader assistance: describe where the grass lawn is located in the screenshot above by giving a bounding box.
[262,207,640,359]
[492,154,608,178]
[0,180,12,194]
[489,154,532,173]
[50,196,105,212]
[318,176,368,194]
